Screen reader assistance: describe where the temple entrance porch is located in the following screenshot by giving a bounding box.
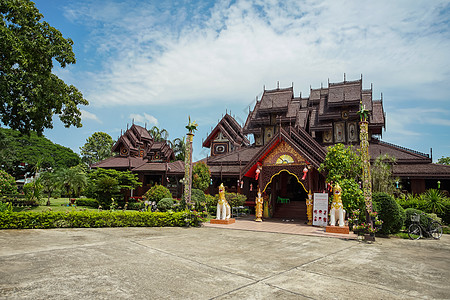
[263,170,308,221]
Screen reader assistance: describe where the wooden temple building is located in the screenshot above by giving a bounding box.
[92,77,450,218]
[91,124,185,198]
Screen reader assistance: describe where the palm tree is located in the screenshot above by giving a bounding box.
[171,137,186,161]
[40,170,59,206]
[57,166,87,198]
[148,126,169,142]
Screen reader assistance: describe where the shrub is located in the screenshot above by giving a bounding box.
[373,192,405,234]
[396,193,426,210]
[0,170,17,195]
[76,198,99,208]
[192,162,211,191]
[144,185,172,203]
[191,189,206,211]
[205,194,216,213]
[127,202,145,211]
[404,208,430,229]
[0,210,206,229]
[0,201,13,213]
[214,192,246,208]
[157,198,174,212]
[338,178,364,213]
[421,189,448,215]
[2,194,38,206]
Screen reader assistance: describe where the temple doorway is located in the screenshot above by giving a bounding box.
[264,170,308,220]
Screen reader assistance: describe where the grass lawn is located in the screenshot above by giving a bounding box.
[13,198,98,213]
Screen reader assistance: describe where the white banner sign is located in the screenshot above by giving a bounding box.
[313,193,329,227]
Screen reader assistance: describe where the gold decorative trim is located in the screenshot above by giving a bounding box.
[263,141,306,165]
[262,169,307,193]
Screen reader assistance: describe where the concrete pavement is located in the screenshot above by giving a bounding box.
[0,226,449,299]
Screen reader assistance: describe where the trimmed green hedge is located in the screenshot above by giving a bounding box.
[75,198,99,208]
[1,195,39,207]
[0,210,206,229]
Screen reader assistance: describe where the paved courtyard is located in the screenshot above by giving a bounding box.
[0,225,449,299]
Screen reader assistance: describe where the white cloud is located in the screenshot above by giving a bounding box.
[64,0,450,111]
[80,110,101,123]
[129,113,158,126]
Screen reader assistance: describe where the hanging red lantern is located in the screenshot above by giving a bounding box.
[302,166,308,180]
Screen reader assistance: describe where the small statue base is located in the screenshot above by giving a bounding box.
[210,218,236,225]
[325,225,349,234]
[254,217,262,222]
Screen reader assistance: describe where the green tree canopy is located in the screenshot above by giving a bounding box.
[0,0,88,134]
[192,161,211,192]
[87,168,141,206]
[319,143,363,212]
[437,156,450,165]
[0,128,80,178]
[0,169,17,195]
[319,143,362,183]
[80,132,114,166]
[372,154,399,194]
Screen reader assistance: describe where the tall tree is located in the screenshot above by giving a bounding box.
[0,128,80,178]
[0,0,88,134]
[372,154,398,194]
[80,132,114,166]
[148,126,169,142]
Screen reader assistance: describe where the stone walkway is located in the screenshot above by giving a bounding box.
[204,217,358,240]
[1,227,449,299]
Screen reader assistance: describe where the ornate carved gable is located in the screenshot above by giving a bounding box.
[263,141,306,166]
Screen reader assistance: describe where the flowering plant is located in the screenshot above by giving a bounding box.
[369,211,378,218]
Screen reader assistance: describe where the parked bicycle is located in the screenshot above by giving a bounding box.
[408,213,443,240]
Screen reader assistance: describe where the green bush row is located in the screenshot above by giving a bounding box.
[0,196,39,207]
[75,198,99,208]
[0,210,206,229]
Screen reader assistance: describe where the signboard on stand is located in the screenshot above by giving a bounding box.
[313,193,328,226]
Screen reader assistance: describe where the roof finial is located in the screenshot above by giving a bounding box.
[321,82,323,88]
[381,92,383,101]
[226,108,227,115]
[328,78,330,86]
[263,84,265,91]
[361,73,363,80]
[344,73,346,82]
[145,122,147,129]
[132,118,134,124]
[300,91,302,98]
[371,83,373,90]
[277,81,280,89]
[291,82,294,87]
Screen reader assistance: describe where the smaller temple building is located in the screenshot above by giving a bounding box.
[91,124,184,198]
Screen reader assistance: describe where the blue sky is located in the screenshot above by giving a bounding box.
[32,0,450,162]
